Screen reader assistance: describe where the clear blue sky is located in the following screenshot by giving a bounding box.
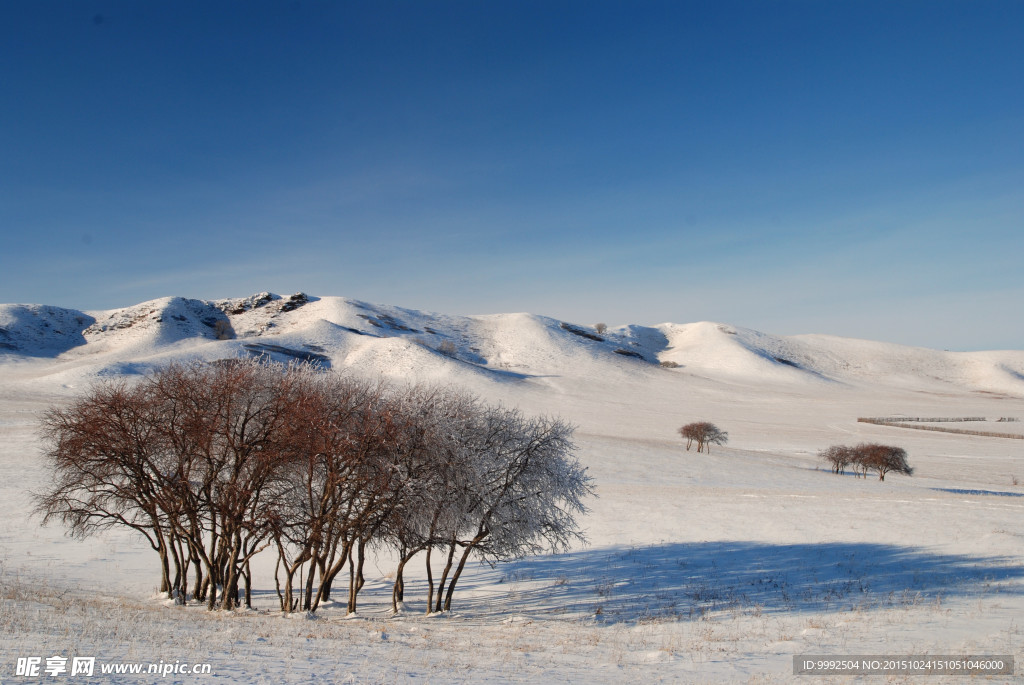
[3,1,1022,350]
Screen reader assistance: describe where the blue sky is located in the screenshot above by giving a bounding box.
[3,1,1022,350]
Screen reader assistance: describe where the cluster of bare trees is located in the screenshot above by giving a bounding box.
[678,422,728,454]
[35,359,592,614]
[820,443,913,481]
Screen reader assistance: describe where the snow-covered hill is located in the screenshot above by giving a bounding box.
[2,292,1022,398]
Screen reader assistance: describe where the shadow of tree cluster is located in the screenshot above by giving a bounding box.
[932,488,1023,498]
[436,541,1024,624]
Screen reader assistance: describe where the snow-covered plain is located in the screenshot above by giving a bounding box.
[2,293,1022,683]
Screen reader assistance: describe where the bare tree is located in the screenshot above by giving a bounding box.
[36,380,179,597]
[820,445,855,474]
[822,443,912,481]
[271,371,400,615]
[38,359,297,610]
[854,443,912,481]
[430,404,592,613]
[146,359,291,610]
[377,385,477,614]
[678,422,728,454]
[266,367,372,613]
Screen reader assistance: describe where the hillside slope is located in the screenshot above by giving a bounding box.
[2,292,1021,400]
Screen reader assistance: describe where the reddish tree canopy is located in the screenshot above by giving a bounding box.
[678,422,728,454]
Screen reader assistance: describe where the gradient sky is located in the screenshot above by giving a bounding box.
[3,1,1022,350]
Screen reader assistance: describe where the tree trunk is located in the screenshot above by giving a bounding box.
[243,559,252,609]
[311,539,352,613]
[314,555,328,600]
[193,565,205,602]
[346,545,357,614]
[157,540,171,595]
[355,538,367,596]
[425,545,435,614]
[178,537,193,604]
[443,529,488,612]
[274,556,285,611]
[205,573,217,611]
[168,537,184,600]
[392,548,419,613]
[434,544,457,614]
[347,539,368,614]
[221,533,242,610]
[302,555,317,611]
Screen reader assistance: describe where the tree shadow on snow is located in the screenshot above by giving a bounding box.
[444,541,1024,624]
[932,488,1024,498]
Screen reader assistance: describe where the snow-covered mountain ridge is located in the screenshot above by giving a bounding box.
[1,291,1022,398]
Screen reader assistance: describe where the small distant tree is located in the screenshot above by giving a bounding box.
[855,443,912,481]
[594,323,607,335]
[820,445,855,474]
[678,422,728,454]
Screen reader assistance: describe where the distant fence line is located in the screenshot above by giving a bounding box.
[857,417,1024,440]
[859,417,986,423]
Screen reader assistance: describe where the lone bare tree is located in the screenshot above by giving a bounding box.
[678,422,728,454]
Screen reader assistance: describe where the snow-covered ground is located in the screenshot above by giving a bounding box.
[2,293,1022,683]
